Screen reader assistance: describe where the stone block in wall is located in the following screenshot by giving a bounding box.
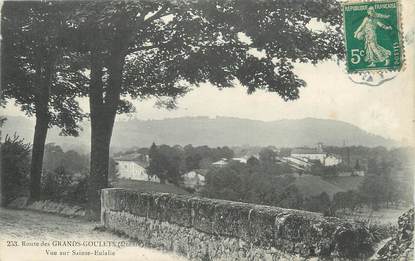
[146,193,166,220]
[160,194,192,227]
[124,190,149,217]
[249,206,283,248]
[273,211,315,245]
[101,188,126,211]
[188,197,217,234]
[212,201,251,241]
[275,214,332,256]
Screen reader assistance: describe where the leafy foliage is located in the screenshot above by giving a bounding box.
[41,167,72,200]
[40,143,119,204]
[333,190,361,211]
[183,144,234,170]
[304,192,332,216]
[202,145,413,215]
[41,166,88,204]
[147,143,185,184]
[66,0,344,113]
[202,161,296,206]
[147,143,234,184]
[43,144,88,174]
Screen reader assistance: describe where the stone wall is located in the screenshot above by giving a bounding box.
[101,188,374,260]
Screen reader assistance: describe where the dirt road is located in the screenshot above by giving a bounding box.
[0,207,186,261]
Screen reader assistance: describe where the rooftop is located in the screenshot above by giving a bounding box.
[291,148,325,155]
[114,153,148,166]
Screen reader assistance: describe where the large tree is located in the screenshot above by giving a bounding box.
[1,2,86,200]
[147,143,183,184]
[68,0,343,218]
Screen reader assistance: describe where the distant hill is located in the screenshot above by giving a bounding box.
[1,116,396,151]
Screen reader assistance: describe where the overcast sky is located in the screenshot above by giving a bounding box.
[3,0,414,144]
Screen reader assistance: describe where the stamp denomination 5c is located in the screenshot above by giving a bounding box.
[342,0,403,73]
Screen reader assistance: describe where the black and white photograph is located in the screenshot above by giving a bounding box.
[0,0,414,260]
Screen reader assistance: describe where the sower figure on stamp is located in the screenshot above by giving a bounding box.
[354,6,392,67]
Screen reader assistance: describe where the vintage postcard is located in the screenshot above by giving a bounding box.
[1,0,414,260]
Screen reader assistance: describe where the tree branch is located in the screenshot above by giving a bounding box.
[127,44,160,54]
[75,71,90,81]
[143,3,170,24]
[126,42,248,55]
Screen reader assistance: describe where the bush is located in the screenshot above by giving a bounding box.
[304,192,332,214]
[68,176,88,204]
[1,134,31,204]
[333,190,361,211]
[202,161,296,207]
[358,218,397,243]
[41,166,72,200]
[41,166,88,204]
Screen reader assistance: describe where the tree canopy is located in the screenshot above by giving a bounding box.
[2,1,87,135]
[68,0,343,110]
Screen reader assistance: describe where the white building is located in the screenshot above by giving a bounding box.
[324,155,342,166]
[182,170,206,190]
[291,143,341,167]
[114,154,159,182]
[212,157,249,167]
[282,156,312,168]
[231,157,248,164]
[291,148,326,163]
[212,159,228,167]
[352,170,365,177]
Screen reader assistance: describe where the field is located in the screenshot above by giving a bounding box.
[112,179,189,195]
[324,176,365,191]
[337,206,411,225]
[293,175,344,198]
[293,175,365,199]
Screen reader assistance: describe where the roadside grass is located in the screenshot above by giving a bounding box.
[293,174,344,199]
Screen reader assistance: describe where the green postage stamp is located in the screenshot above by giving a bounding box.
[342,0,403,73]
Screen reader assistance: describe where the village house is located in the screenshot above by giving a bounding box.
[114,153,160,182]
[231,157,248,164]
[212,159,228,167]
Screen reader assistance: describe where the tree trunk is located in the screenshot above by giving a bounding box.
[87,112,115,219]
[86,20,128,219]
[29,114,49,201]
[86,50,121,219]
[29,51,54,201]
[0,122,3,207]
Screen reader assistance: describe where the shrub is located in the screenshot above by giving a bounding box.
[68,176,88,204]
[41,166,89,205]
[357,217,397,243]
[41,166,72,201]
[1,134,31,204]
